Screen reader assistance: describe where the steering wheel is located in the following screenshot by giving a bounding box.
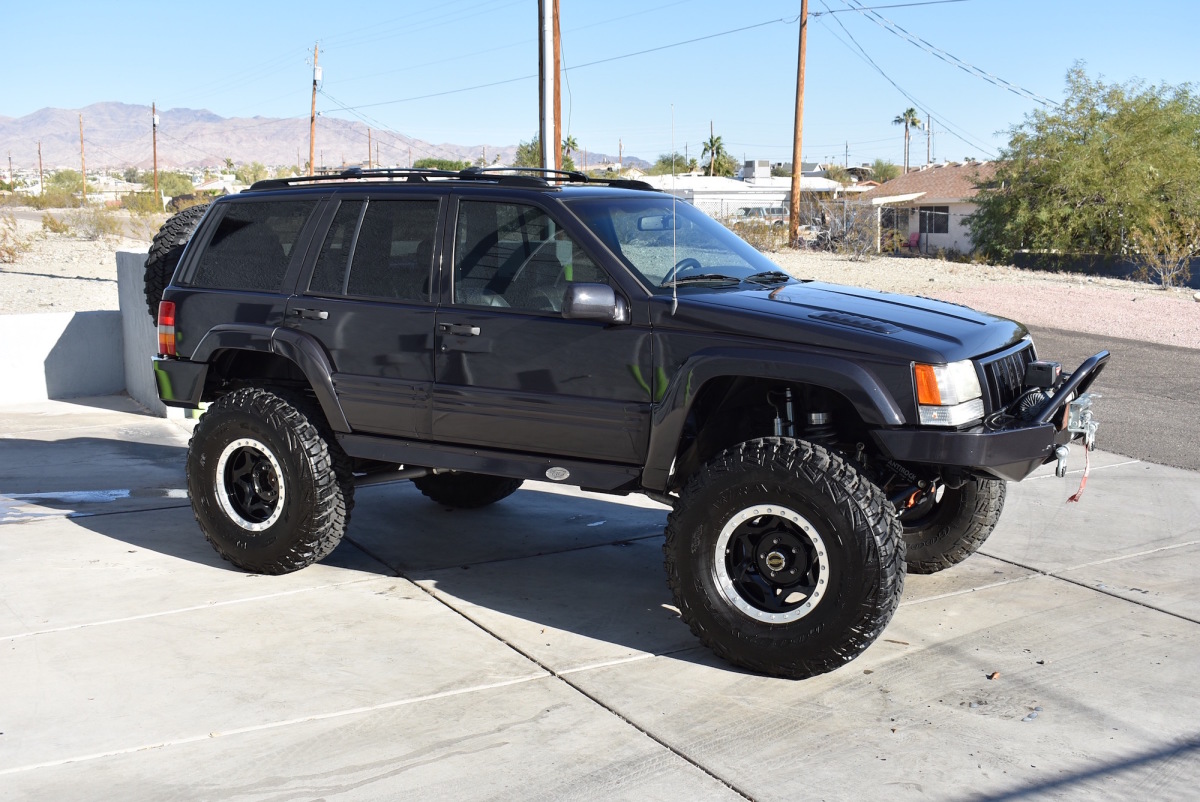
[660,257,703,286]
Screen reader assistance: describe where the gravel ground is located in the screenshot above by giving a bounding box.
[2,212,1197,349]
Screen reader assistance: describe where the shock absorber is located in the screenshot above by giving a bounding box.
[803,411,837,447]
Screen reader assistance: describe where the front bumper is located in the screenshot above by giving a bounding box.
[872,351,1110,482]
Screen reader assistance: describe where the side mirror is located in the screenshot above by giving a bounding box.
[561,283,629,324]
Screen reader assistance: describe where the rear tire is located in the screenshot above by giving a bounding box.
[664,437,904,679]
[901,478,1006,574]
[187,386,353,574]
[412,472,523,509]
[144,203,209,322]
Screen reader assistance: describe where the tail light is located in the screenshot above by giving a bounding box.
[158,301,177,356]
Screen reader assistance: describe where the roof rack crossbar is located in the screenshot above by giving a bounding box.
[246,165,658,193]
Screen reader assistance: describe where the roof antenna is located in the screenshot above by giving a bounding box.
[671,104,678,316]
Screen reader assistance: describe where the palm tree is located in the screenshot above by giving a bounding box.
[702,126,727,177]
[561,134,578,161]
[892,108,923,173]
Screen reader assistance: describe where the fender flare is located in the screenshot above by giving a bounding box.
[642,348,906,491]
[190,324,351,433]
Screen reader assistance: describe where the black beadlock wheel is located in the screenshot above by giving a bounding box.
[187,386,353,574]
[664,437,905,680]
[900,477,1006,574]
[411,472,524,509]
[144,203,209,322]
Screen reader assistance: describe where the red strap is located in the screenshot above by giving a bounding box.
[1067,445,1090,503]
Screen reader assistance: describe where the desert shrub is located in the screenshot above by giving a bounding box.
[1129,213,1198,288]
[41,213,70,234]
[122,191,163,214]
[0,212,32,263]
[66,206,122,240]
[728,220,785,253]
[25,188,83,210]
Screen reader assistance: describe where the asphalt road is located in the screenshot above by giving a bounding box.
[1028,325,1200,472]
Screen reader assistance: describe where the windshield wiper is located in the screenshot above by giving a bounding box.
[742,271,793,286]
[661,273,742,288]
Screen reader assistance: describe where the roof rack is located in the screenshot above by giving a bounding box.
[247,165,657,193]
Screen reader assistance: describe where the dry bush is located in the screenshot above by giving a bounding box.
[0,212,32,263]
[41,213,70,235]
[1129,213,1198,288]
[66,205,122,241]
[729,220,786,252]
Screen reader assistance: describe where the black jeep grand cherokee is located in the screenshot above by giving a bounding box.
[149,167,1107,679]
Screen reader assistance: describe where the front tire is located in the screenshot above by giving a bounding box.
[901,478,1006,574]
[187,386,353,574]
[664,437,904,679]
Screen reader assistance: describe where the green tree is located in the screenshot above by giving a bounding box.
[413,158,472,171]
[968,65,1200,272]
[158,171,194,198]
[702,129,731,177]
[824,164,850,185]
[512,134,574,171]
[234,162,268,185]
[648,152,691,175]
[871,159,901,183]
[561,135,579,162]
[892,108,922,174]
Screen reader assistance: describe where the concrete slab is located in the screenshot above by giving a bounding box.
[565,577,1200,801]
[416,537,697,673]
[1057,542,1200,622]
[0,577,546,774]
[347,480,669,572]
[1,678,740,801]
[983,455,1200,574]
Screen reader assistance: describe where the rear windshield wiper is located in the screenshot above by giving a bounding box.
[742,271,793,286]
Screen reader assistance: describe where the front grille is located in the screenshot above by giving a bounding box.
[979,341,1035,413]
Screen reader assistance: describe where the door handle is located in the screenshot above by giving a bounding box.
[439,323,481,336]
[291,308,329,320]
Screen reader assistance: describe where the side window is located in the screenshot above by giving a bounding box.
[453,201,607,312]
[308,199,438,301]
[919,205,949,235]
[190,201,316,291]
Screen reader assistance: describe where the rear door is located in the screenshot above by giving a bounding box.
[286,193,443,439]
[430,195,653,464]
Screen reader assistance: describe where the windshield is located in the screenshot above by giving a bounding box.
[566,196,786,290]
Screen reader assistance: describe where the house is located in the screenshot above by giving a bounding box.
[859,161,997,254]
[640,170,843,222]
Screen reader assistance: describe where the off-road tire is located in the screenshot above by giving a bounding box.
[901,478,1006,574]
[664,437,904,680]
[144,203,209,322]
[412,472,523,509]
[187,386,353,574]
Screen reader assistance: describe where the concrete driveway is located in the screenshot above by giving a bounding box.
[1,396,1198,800]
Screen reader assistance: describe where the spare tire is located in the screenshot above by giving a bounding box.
[144,203,209,322]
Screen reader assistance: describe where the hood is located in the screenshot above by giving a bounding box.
[675,280,1029,363]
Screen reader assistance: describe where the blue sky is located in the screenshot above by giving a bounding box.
[5,1,1197,166]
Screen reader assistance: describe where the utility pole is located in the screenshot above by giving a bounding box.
[537,0,560,170]
[845,141,849,168]
[619,139,623,172]
[38,141,43,196]
[79,114,87,204]
[368,128,372,169]
[553,0,562,171]
[788,0,808,246]
[709,121,714,176]
[926,113,931,166]
[7,152,11,190]
[152,102,159,197]
[309,43,320,177]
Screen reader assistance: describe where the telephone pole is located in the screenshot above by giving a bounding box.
[309,43,320,176]
[537,0,561,170]
[788,0,808,246]
[367,128,372,169]
[152,102,160,196]
[79,114,87,204]
[38,141,43,196]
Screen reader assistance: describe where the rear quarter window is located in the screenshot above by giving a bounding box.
[188,200,317,291]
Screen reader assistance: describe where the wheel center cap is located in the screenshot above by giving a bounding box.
[765,551,788,572]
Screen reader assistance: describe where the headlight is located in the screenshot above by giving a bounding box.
[913,360,984,426]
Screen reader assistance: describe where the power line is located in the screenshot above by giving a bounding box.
[812,0,971,14]
[321,15,798,114]
[842,0,1058,107]
[815,2,997,158]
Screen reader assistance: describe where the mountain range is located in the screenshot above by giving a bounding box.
[0,102,641,172]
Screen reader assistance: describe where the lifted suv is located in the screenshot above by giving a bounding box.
[149,167,1107,679]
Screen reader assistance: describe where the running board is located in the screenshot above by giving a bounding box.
[337,434,642,493]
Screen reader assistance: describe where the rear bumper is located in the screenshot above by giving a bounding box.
[152,357,207,408]
[872,350,1110,482]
